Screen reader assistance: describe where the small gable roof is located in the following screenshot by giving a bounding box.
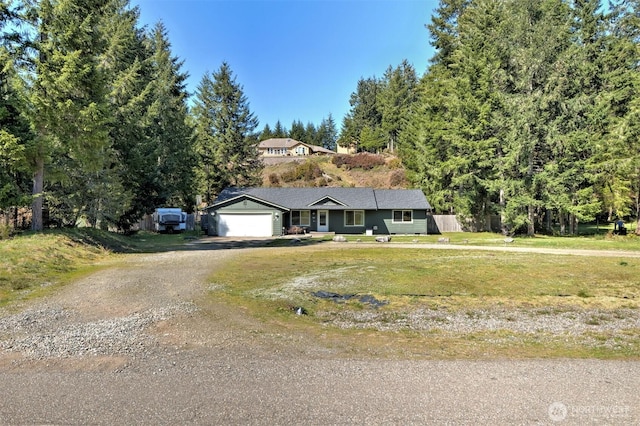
[210,187,431,211]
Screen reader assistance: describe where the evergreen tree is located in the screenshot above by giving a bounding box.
[597,0,640,234]
[29,0,113,228]
[403,0,607,235]
[272,120,287,138]
[401,0,505,228]
[499,0,574,235]
[317,114,338,151]
[304,121,317,145]
[539,0,603,234]
[0,1,32,223]
[259,123,274,141]
[289,119,305,141]
[339,76,384,153]
[378,59,419,153]
[192,61,260,199]
[145,22,196,211]
[101,0,156,230]
[192,72,219,204]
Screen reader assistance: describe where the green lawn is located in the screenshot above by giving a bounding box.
[207,245,640,359]
[2,229,639,359]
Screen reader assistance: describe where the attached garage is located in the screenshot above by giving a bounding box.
[217,213,273,237]
[205,190,287,237]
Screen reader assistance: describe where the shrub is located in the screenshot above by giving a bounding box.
[0,223,11,240]
[280,169,297,182]
[299,161,322,181]
[387,157,402,169]
[268,173,280,185]
[331,153,385,170]
[388,169,407,187]
[332,154,349,168]
[281,161,323,182]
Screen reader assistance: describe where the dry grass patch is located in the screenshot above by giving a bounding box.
[207,246,640,359]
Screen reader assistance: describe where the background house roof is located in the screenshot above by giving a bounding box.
[258,138,303,148]
[212,187,431,210]
[258,138,335,155]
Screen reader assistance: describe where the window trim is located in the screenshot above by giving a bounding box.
[392,210,413,223]
[344,210,365,227]
[291,210,310,226]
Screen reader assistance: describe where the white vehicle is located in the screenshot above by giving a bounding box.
[153,208,187,233]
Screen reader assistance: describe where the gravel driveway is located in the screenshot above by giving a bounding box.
[0,240,638,424]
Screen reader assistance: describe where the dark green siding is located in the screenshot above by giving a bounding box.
[382,209,428,234]
[330,210,428,235]
[207,199,284,236]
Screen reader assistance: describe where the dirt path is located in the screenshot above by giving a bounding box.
[0,241,639,424]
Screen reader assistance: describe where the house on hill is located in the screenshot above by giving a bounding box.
[336,140,357,154]
[258,138,335,157]
[204,187,432,237]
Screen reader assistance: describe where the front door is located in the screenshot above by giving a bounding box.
[317,210,329,232]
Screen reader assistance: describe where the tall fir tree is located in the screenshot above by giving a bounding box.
[304,121,317,145]
[100,0,155,230]
[598,0,640,234]
[29,0,113,228]
[192,72,219,204]
[289,119,305,141]
[192,61,260,201]
[378,59,419,153]
[317,114,338,151]
[0,2,32,223]
[272,120,287,138]
[259,123,274,141]
[145,22,196,211]
[339,76,384,152]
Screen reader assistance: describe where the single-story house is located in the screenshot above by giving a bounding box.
[204,187,432,237]
[258,138,335,157]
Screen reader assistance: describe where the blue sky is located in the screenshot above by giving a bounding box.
[131,0,437,131]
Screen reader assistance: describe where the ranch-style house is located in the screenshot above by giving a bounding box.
[258,138,335,157]
[204,187,432,237]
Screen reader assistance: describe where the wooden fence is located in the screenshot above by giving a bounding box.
[428,215,463,233]
[429,214,502,233]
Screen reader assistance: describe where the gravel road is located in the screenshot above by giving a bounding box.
[1,239,638,425]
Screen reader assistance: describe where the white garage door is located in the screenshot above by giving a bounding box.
[217,213,273,237]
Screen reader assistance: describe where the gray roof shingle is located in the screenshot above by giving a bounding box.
[213,187,431,211]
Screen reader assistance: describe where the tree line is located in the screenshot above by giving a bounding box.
[258,115,339,152]
[410,0,640,235]
[0,0,270,232]
[2,0,639,236]
[339,0,640,236]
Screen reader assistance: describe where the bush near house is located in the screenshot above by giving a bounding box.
[281,161,323,182]
[332,153,386,170]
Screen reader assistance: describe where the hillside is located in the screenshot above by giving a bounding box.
[261,153,410,189]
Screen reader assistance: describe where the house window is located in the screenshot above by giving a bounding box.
[344,210,364,226]
[393,210,413,223]
[291,210,310,226]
